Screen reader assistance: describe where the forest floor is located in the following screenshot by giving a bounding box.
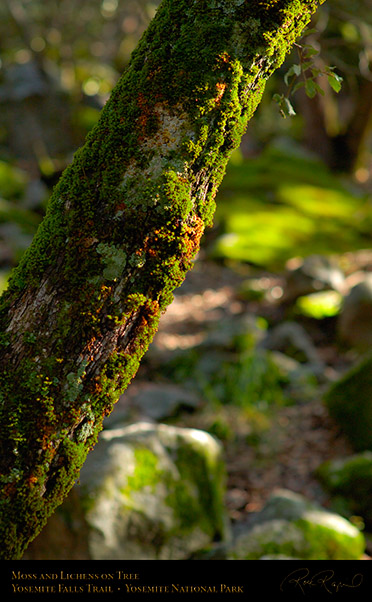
[137,251,371,549]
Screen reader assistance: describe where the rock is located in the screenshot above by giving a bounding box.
[259,321,324,376]
[228,489,364,560]
[324,353,372,451]
[284,255,344,302]
[338,274,372,350]
[104,382,201,427]
[317,452,372,528]
[25,423,229,560]
[270,351,318,402]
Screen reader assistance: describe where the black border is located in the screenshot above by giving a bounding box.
[2,560,371,601]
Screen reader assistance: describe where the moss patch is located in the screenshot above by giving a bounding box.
[324,354,372,451]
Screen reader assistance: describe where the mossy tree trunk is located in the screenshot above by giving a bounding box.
[0,0,324,559]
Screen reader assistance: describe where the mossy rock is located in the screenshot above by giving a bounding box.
[338,276,372,350]
[317,452,372,527]
[25,423,229,560]
[324,354,372,451]
[228,490,364,560]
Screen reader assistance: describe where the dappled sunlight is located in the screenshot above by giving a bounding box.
[212,143,372,268]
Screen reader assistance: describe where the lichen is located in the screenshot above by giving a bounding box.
[96,243,127,281]
[0,0,324,559]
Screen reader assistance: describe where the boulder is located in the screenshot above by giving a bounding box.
[338,274,372,350]
[228,489,364,560]
[324,353,372,451]
[25,422,229,560]
[317,452,372,528]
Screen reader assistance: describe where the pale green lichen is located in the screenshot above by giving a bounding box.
[96,243,127,281]
[75,408,96,443]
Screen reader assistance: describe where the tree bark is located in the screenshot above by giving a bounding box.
[0,0,324,559]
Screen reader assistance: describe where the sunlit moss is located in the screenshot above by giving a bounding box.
[295,290,342,319]
[213,144,371,268]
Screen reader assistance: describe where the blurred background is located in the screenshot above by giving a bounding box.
[3,0,372,560]
[1,0,372,280]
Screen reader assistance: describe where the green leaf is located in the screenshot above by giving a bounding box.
[292,81,305,93]
[313,81,325,96]
[305,78,317,98]
[284,64,301,85]
[303,44,319,57]
[272,93,283,104]
[327,73,343,93]
[301,61,313,72]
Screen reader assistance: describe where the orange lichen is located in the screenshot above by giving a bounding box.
[27,475,38,487]
[182,215,205,259]
[214,82,227,105]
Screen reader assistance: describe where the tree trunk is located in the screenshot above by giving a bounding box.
[0,0,324,559]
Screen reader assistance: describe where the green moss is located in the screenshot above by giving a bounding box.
[231,513,364,560]
[170,439,226,539]
[125,448,164,493]
[165,481,202,532]
[317,452,372,527]
[0,0,324,559]
[324,354,372,451]
[318,453,372,494]
[293,517,364,560]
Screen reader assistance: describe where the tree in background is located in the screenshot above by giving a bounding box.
[0,0,324,559]
[0,0,154,177]
[248,0,372,176]
[297,0,372,173]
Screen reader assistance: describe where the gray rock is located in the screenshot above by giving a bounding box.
[284,254,344,302]
[25,423,229,560]
[228,489,364,560]
[338,274,372,350]
[259,321,324,376]
[104,382,201,426]
[270,351,318,402]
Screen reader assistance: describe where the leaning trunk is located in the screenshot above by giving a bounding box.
[0,0,324,559]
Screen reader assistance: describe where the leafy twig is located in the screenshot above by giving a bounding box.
[273,32,343,118]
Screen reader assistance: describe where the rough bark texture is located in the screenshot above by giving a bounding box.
[0,0,324,559]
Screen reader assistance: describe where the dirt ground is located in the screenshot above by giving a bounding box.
[150,254,367,545]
